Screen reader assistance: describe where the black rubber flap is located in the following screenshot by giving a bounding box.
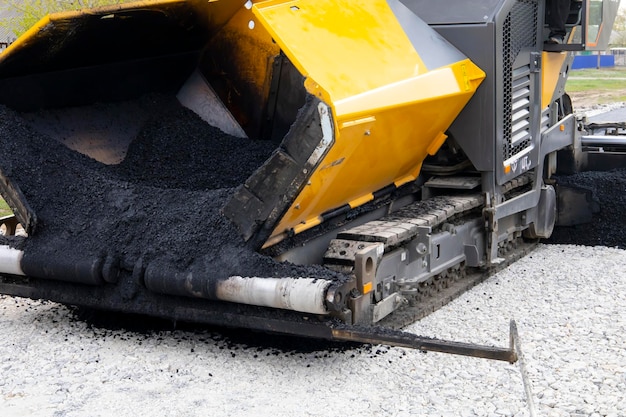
[223,95,333,248]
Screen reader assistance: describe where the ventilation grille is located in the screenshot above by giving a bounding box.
[509,0,538,63]
[502,0,538,161]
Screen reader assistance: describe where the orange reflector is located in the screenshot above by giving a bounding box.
[362,282,373,294]
[504,165,511,174]
[560,124,565,131]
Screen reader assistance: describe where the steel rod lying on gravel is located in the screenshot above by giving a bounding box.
[331,323,518,363]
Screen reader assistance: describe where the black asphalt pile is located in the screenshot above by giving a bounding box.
[113,97,277,191]
[546,168,626,249]
[0,97,343,284]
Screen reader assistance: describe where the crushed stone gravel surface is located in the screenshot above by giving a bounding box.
[1,243,625,417]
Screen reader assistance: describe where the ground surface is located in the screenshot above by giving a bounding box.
[569,89,626,114]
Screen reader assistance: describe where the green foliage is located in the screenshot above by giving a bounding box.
[566,77,626,92]
[0,198,12,217]
[613,12,626,46]
[611,7,626,46]
[568,67,626,78]
[0,0,125,38]
[566,67,626,105]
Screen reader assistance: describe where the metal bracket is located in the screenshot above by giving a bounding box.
[372,292,406,323]
[354,243,383,295]
[530,51,542,73]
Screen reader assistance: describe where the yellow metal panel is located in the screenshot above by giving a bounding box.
[251,0,486,244]
[268,60,484,243]
[541,51,568,109]
[253,0,427,104]
[334,67,462,119]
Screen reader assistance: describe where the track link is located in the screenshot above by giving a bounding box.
[324,194,483,267]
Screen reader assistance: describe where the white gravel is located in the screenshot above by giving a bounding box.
[1,243,625,417]
[577,102,626,119]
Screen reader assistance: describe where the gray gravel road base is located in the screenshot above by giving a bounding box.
[1,244,625,417]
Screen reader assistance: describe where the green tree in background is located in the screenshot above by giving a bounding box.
[0,1,125,38]
[613,10,626,47]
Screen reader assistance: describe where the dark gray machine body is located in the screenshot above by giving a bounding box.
[405,0,545,181]
[399,0,568,264]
